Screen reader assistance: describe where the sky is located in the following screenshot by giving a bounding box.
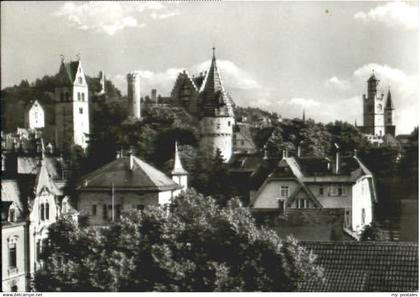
[1,1,418,134]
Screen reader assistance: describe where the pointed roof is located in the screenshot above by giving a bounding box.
[78,155,181,191]
[385,89,394,109]
[199,47,235,117]
[34,158,62,196]
[172,142,188,175]
[367,70,378,82]
[56,59,82,86]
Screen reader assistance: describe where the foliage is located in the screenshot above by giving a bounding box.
[360,223,385,241]
[35,190,324,292]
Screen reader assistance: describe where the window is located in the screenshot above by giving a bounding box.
[79,107,83,114]
[102,205,107,220]
[216,122,220,130]
[77,93,81,101]
[228,121,231,127]
[46,203,50,220]
[136,205,145,210]
[278,200,285,214]
[36,240,41,260]
[9,208,15,222]
[40,204,45,221]
[361,208,366,225]
[241,140,245,146]
[8,240,17,268]
[319,186,324,196]
[82,93,85,101]
[280,186,289,197]
[92,205,97,216]
[345,210,351,228]
[330,184,344,196]
[11,285,18,292]
[78,77,83,84]
[298,199,305,209]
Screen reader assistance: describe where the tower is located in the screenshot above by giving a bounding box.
[362,71,385,137]
[198,47,235,162]
[384,88,396,136]
[127,71,141,120]
[54,56,90,150]
[171,142,188,192]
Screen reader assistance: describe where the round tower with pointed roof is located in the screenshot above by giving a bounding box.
[384,88,396,136]
[171,142,188,193]
[198,47,235,162]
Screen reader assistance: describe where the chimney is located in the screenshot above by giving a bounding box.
[334,143,340,174]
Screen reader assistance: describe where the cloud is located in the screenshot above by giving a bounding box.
[287,97,321,108]
[151,10,180,20]
[354,1,418,30]
[54,2,178,35]
[324,76,351,91]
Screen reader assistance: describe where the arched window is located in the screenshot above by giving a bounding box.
[46,203,50,220]
[78,77,83,84]
[40,204,45,221]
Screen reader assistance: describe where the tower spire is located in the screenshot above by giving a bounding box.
[172,141,187,175]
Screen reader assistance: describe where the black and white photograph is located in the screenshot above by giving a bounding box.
[1,0,418,293]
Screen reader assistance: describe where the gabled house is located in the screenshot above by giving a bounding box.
[24,100,45,130]
[250,150,377,238]
[77,153,183,226]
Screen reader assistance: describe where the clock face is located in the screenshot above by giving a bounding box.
[377,104,382,112]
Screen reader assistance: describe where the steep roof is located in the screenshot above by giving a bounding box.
[367,73,378,82]
[34,159,62,196]
[299,241,418,292]
[56,60,81,86]
[385,89,394,109]
[79,155,181,192]
[1,179,22,209]
[172,142,188,175]
[198,48,235,117]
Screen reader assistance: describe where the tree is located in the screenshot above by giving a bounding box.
[35,190,324,292]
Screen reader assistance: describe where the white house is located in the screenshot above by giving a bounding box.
[250,151,377,238]
[77,152,183,226]
[25,100,45,130]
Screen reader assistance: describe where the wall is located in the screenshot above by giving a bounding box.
[200,116,234,162]
[2,223,27,292]
[29,191,59,274]
[78,190,166,225]
[253,180,299,209]
[307,184,352,208]
[351,177,373,232]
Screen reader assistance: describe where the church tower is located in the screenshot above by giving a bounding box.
[54,56,90,150]
[384,88,396,136]
[198,48,235,162]
[362,72,385,137]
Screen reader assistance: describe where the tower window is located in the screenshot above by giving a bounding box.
[319,186,324,195]
[46,203,50,220]
[280,186,289,197]
[40,204,45,221]
[79,108,83,114]
[78,77,83,84]
[77,93,81,101]
[82,93,85,101]
[9,241,17,268]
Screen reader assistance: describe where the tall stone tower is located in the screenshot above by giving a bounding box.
[362,72,385,137]
[198,48,235,162]
[54,56,90,150]
[384,89,396,136]
[127,71,141,120]
[171,141,188,192]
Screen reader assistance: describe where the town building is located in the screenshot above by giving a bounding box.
[171,48,236,162]
[76,151,184,226]
[54,57,90,150]
[1,182,28,292]
[249,148,377,238]
[233,122,256,154]
[359,72,396,144]
[24,100,45,130]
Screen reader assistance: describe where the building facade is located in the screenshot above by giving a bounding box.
[25,100,45,130]
[54,58,90,150]
[250,151,377,238]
